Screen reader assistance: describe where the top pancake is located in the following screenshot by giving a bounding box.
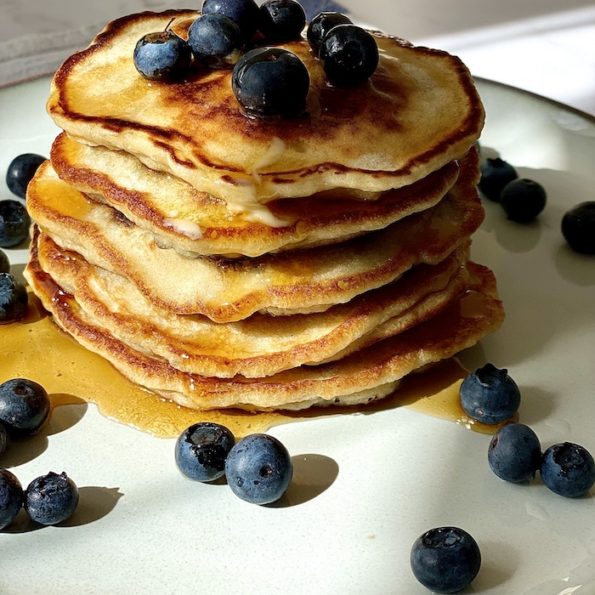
[47,10,484,205]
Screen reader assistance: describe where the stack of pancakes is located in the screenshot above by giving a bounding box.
[25,10,504,411]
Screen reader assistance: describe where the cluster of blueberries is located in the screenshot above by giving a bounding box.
[0,378,79,529]
[175,422,293,505]
[1,153,48,325]
[410,363,595,593]
[133,0,379,117]
[479,154,595,254]
[460,363,595,497]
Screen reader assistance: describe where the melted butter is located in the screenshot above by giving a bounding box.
[215,137,293,228]
[233,203,292,228]
[252,137,286,175]
[1,294,505,438]
[163,217,203,240]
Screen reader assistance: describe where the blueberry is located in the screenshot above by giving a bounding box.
[0,378,50,436]
[478,157,518,201]
[0,469,23,531]
[188,14,244,68]
[410,526,481,593]
[306,11,352,56]
[0,249,9,274]
[0,422,7,455]
[540,442,595,498]
[202,0,260,40]
[0,199,30,248]
[133,30,193,80]
[561,201,595,254]
[319,24,378,86]
[488,423,541,483]
[0,273,28,324]
[225,433,293,504]
[232,47,309,117]
[459,363,521,425]
[175,422,235,482]
[258,0,306,43]
[25,471,79,525]
[6,153,45,199]
[500,178,546,222]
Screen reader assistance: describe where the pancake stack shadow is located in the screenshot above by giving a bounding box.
[24,10,504,412]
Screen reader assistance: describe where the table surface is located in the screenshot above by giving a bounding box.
[1,0,594,114]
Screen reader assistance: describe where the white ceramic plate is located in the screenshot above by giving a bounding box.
[1,76,595,594]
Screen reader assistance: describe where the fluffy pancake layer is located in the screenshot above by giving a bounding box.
[47,10,484,205]
[25,245,503,410]
[51,133,461,257]
[27,150,483,322]
[35,231,471,378]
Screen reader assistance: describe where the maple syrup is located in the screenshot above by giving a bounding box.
[1,293,501,438]
[38,176,93,219]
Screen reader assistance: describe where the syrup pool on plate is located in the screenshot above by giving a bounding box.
[1,292,501,437]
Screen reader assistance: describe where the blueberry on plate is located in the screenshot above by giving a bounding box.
[500,178,546,222]
[25,472,79,526]
[0,273,28,324]
[478,157,518,201]
[459,363,521,425]
[258,0,306,43]
[561,201,595,254]
[0,199,30,248]
[232,47,309,117]
[0,469,23,531]
[319,24,378,86]
[540,442,595,498]
[410,526,481,594]
[6,153,46,199]
[306,11,352,56]
[488,423,542,483]
[133,30,193,80]
[175,422,235,482]
[202,0,260,41]
[0,378,50,437]
[0,249,9,274]
[188,13,244,68]
[225,433,293,504]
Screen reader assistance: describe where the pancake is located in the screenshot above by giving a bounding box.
[51,133,461,257]
[36,230,471,378]
[47,10,484,206]
[25,245,503,410]
[27,152,483,322]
